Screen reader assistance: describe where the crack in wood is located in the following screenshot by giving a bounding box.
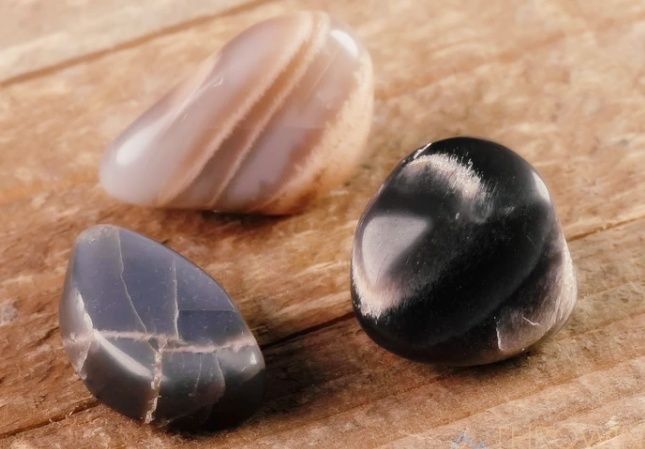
[0,399,98,439]
[0,0,274,89]
[566,214,645,242]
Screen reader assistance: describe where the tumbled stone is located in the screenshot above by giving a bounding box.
[59,225,264,428]
[100,11,373,215]
[351,137,577,366]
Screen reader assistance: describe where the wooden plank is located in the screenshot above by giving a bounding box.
[0,0,644,447]
[1,217,643,445]
[3,0,645,199]
[0,0,259,85]
[5,339,644,448]
[0,0,643,360]
[589,422,645,449]
[5,328,644,448]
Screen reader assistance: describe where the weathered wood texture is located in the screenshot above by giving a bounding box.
[0,0,643,448]
[0,0,260,85]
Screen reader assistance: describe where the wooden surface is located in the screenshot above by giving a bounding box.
[0,0,644,447]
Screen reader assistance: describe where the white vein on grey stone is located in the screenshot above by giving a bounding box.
[76,317,95,378]
[115,231,148,332]
[63,287,95,379]
[163,338,256,355]
[96,329,256,355]
[170,258,180,338]
[145,338,167,423]
[64,330,93,379]
[98,330,180,342]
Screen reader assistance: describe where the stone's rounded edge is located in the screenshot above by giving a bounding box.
[99,149,135,206]
[197,344,266,430]
[255,42,374,215]
[59,246,92,377]
[158,333,266,429]
[59,225,121,372]
[99,156,155,207]
[350,137,577,367]
[59,224,266,428]
[251,15,375,215]
[73,223,119,244]
[212,10,374,215]
[541,234,578,338]
[489,226,575,360]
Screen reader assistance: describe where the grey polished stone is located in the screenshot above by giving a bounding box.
[59,225,264,428]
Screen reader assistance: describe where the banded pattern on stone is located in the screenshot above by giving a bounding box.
[100,11,374,214]
[59,225,265,428]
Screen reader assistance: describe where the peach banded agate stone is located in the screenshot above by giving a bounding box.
[100,11,373,214]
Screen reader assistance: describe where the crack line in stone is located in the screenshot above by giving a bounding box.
[144,338,167,423]
[170,258,180,338]
[66,287,95,378]
[164,340,253,354]
[98,330,178,341]
[78,317,95,377]
[114,231,148,332]
[96,330,255,354]
[66,334,93,378]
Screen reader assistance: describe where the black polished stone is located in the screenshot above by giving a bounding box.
[351,137,577,366]
[59,225,264,428]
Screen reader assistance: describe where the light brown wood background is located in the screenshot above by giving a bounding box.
[1,1,644,448]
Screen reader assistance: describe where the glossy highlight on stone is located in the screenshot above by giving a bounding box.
[351,137,577,366]
[59,225,265,428]
[100,11,373,215]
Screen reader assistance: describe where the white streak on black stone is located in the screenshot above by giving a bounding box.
[522,316,540,327]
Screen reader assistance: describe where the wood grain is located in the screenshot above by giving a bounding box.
[0,0,643,448]
[0,0,260,85]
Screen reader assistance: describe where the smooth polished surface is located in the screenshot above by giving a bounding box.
[100,11,373,214]
[59,225,265,428]
[351,137,577,366]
